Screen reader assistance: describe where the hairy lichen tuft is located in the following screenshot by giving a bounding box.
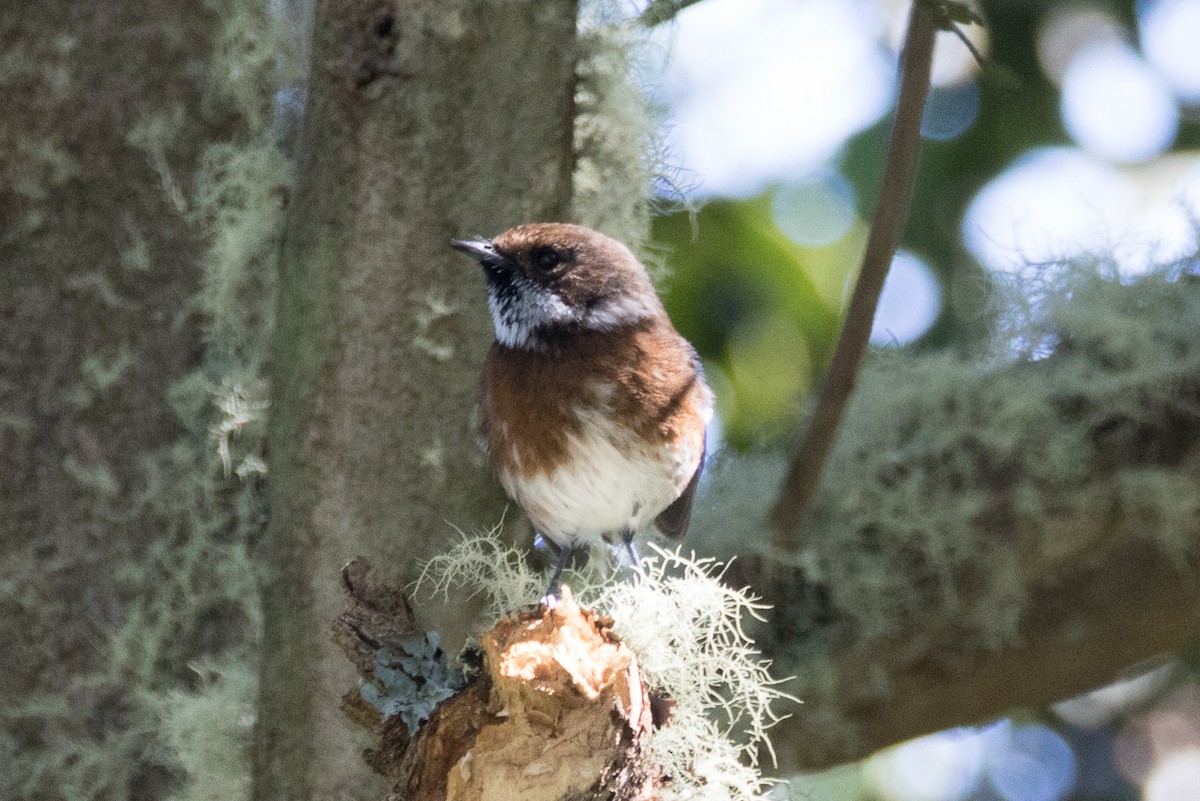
[420,532,793,801]
[152,659,258,801]
[573,4,658,254]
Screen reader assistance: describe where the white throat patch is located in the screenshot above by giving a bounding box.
[486,276,657,349]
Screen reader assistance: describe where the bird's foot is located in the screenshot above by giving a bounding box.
[543,542,588,604]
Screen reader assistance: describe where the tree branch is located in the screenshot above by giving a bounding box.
[740,265,1200,767]
[770,0,939,547]
[771,536,1200,771]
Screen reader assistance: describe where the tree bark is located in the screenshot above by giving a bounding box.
[256,1,580,798]
[0,1,239,796]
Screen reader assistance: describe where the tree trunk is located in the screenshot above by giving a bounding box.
[0,0,254,796]
[256,1,580,798]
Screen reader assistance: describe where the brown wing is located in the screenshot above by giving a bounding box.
[654,444,705,541]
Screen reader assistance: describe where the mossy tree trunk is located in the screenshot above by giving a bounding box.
[255,1,580,798]
[0,1,258,797]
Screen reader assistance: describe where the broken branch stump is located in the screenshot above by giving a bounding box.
[333,558,663,801]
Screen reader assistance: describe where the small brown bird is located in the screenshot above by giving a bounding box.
[452,223,714,592]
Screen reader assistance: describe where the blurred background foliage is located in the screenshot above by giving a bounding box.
[644,0,1200,798]
[649,0,1200,451]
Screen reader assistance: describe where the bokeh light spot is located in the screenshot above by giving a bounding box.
[1061,40,1178,163]
[921,80,981,141]
[964,147,1200,277]
[1140,0,1200,104]
[985,724,1076,801]
[863,727,985,801]
[870,251,941,346]
[1144,748,1200,801]
[962,148,1132,276]
[929,26,988,87]
[771,172,857,247]
[1054,664,1173,729]
[1037,6,1124,86]
[654,0,894,197]
[1115,721,1154,787]
[1146,687,1200,758]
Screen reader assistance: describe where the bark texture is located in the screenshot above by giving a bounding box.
[257,1,580,798]
[0,2,240,796]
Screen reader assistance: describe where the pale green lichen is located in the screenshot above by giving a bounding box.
[81,344,137,393]
[190,138,286,369]
[596,549,795,801]
[0,37,80,215]
[150,659,258,801]
[120,222,153,273]
[1,694,147,801]
[418,525,556,619]
[136,6,283,800]
[5,441,263,800]
[64,271,137,309]
[573,4,658,255]
[804,264,1200,647]
[212,378,270,477]
[359,634,465,734]
[204,0,280,133]
[61,453,120,497]
[10,138,80,201]
[0,412,34,434]
[127,105,189,213]
[412,290,460,362]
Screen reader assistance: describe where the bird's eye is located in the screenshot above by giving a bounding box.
[531,246,561,272]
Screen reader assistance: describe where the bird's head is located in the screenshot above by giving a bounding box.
[451,223,663,349]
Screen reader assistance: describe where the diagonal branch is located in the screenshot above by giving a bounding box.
[638,0,706,27]
[770,0,940,548]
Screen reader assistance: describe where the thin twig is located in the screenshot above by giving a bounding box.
[770,0,940,548]
[946,20,988,68]
[638,0,706,27]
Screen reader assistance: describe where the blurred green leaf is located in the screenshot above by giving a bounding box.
[653,197,855,447]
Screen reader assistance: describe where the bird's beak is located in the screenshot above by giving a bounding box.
[450,238,498,262]
[451,237,514,274]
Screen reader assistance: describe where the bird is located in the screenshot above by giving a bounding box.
[451,223,714,595]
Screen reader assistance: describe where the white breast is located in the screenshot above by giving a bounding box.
[498,407,700,549]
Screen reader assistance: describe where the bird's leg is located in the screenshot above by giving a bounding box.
[544,542,589,600]
[620,529,641,569]
[545,546,571,600]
